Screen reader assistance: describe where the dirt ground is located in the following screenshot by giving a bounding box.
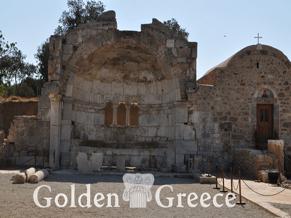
[0,170,275,218]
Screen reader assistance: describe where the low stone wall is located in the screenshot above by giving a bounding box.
[2,116,49,166]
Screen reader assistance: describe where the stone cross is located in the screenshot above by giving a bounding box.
[254,33,262,44]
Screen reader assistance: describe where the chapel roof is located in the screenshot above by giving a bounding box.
[197,44,291,85]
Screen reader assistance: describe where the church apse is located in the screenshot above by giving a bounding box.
[40,11,198,169]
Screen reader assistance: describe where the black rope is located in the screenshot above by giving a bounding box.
[242,179,290,197]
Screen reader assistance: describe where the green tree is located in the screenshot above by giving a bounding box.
[35,0,106,83]
[55,0,105,34]
[0,31,37,97]
[163,18,189,39]
[35,39,49,83]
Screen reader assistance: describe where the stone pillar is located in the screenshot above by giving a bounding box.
[60,97,73,167]
[112,105,117,126]
[49,93,62,169]
[126,105,130,125]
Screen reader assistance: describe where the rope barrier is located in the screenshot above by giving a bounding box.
[242,179,290,196]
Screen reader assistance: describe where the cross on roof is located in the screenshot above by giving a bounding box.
[254,33,262,44]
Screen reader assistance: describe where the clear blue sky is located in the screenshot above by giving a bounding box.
[1,0,291,79]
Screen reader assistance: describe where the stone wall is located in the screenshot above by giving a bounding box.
[0,101,38,136]
[42,11,198,169]
[2,116,49,166]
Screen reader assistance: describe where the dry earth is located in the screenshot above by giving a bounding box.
[0,171,275,218]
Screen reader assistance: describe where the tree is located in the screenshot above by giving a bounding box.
[163,18,189,39]
[0,31,37,97]
[35,0,106,83]
[35,39,49,83]
[55,0,105,35]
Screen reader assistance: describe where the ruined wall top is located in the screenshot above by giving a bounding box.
[47,11,197,98]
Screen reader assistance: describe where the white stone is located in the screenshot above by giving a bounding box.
[124,84,138,96]
[61,124,71,140]
[92,80,101,93]
[76,152,92,174]
[183,125,195,140]
[90,153,103,171]
[166,39,175,48]
[112,82,124,95]
[66,85,73,97]
[175,106,188,123]
[99,82,112,95]
[83,80,93,93]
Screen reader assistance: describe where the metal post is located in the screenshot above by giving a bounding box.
[42,152,45,169]
[230,167,233,193]
[255,163,260,182]
[34,154,36,168]
[220,166,228,193]
[192,155,195,170]
[202,155,204,175]
[207,156,210,177]
[213,165,220,190]
[278,160,282,184]
[236,170,246,205]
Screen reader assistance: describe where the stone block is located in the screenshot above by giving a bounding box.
[175,106,188,123]
[112,82,124,95]
[124,84,137,96]
[175,124,184,140]
[74,76,84,89]
[83,80,93,93]
[183,125,195,140]
[61,152,70,166]
[67,73,76,85]
[116,154,126,171]
[268,140,284,168]
[63,103,72,120]
[99,82,112,95]
[156,81,163,94]
[166,39,175,48]
[90,153,103,171]
[60,140,70,153]
[162,79,172,93]
[176,154,184,165]
[61,124,71,140]
[176,140,197,154]
[66,85,73,97]
[76,152,92,174]
[92,80,100,94]
[137,83,146,95]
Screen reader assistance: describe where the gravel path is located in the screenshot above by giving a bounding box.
[0,172,275,218]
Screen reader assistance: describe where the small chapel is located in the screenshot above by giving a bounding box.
[2,11,290,177]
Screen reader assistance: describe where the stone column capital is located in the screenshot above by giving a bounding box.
[49,93,62,102]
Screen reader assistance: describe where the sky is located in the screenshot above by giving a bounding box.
[1,0,291,79]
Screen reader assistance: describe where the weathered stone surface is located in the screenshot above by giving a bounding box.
[76,152,92,174]
[90,153,103,171]
[28,169,49,183]
[13,173,26,184]
[116,154,126,171]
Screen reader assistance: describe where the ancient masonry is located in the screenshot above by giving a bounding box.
[1,11,290,174]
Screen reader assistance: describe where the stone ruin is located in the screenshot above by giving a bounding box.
[0,11,290,178]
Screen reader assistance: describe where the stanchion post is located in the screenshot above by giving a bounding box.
[278,160,282,184]
[207,156,210,177]
[255,163,260,182]
[220,166,228,193]
[202,155,204,175]
[42,152,45,168]
[230,167,233,193]
[213,165,220,190]
[192,155,195,170]
[34,153,36,168]
[236,170,246,205]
